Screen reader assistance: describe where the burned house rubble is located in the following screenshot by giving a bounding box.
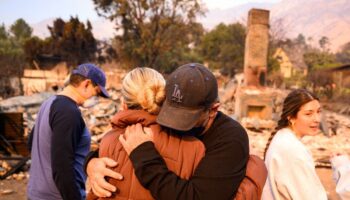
[0,59,349,183]
[0,80,349,180]
[0,89,121,180]
[0,65,127,175]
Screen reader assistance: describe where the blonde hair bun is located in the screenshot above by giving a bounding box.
[122,67,166,114]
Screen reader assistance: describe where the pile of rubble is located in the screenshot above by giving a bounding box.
[0,92,54,136]
[323,101,350,116]
[0,81,350,179]
[81,88,121,148]
[0,89,122,138]
[0,88,122,180]
[0,160,28,180]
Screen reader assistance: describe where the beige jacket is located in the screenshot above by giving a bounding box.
[262,128,327,200]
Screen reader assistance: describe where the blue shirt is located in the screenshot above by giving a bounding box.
[28,95,91,200]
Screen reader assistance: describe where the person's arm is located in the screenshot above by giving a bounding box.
[84,145,123,197]
[331,155,350,200]
[272,156,327,200]
[87,157,122,197]
[84,149,99,173]
[50,102,83,200]
[121,123,248,200]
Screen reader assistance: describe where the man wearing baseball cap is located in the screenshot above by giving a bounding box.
[28,63,109,200]
[87,63,249,199]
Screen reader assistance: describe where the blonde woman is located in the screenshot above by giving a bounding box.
[87,67,205,200]
[262,89,327,200]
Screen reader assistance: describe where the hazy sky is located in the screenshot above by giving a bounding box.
[0,0,281,25]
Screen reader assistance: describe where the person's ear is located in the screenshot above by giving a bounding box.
[81,79,90,89]
[209,102,220,117]
[79,79,89,93]
[288,116,295,126]
[290,119,296,126]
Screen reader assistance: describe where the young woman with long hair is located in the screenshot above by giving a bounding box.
[262,89,327,200]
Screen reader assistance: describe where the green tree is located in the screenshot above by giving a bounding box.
[0,20,28,70]
[198,23,246,76]
[295,33,306,46]
[0,20,30,97]
[1,18,32,75]
[0,24,9,39]
[23,17,99,68]
[49,18,65,39]
[10,18,32,41]
[319,36,330,51]
[23,36,46,65]
[303,49,339,95]
[304,50,338,71]
[93,0,205,72]
[336,42,350,64]
[54,17,97,65]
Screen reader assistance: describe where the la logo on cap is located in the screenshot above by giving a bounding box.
[171,84,183,103]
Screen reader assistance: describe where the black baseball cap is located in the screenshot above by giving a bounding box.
[156,63,218,131]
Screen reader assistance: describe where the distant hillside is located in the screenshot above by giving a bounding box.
[271,0,350,52]
[199,0,350,52]
[31,18,53,38]
[31,0,350,52]
[198,2,274,30]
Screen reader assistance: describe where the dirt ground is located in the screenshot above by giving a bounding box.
[0,178,27,200]
[0,168,341,200]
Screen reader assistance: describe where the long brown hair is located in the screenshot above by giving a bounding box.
[263,89,319,159]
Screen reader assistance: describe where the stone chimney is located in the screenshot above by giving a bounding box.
[243,9,270,87]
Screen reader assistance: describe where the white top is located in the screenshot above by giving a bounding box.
[331,154,350,200]
[262,128,327,200]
